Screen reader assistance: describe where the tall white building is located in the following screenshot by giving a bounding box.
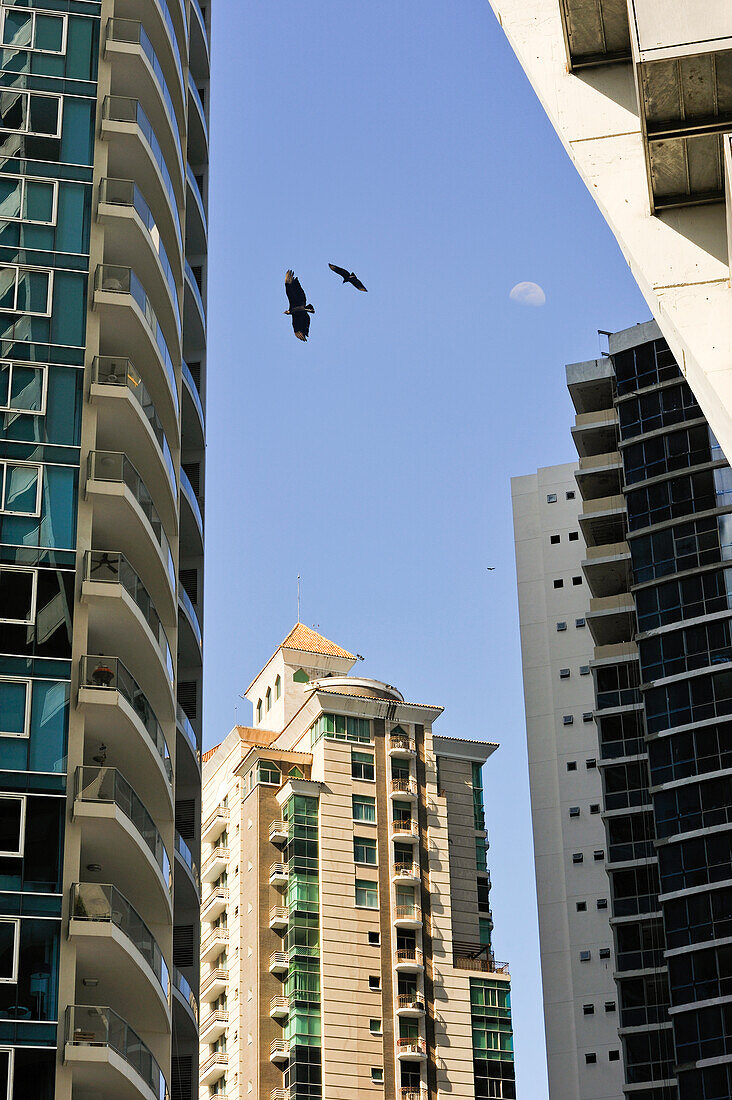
[511,465,623,1100]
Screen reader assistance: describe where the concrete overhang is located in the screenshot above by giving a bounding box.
[559,0,631,71]
[566,357,615,414]
[432,735,499,764]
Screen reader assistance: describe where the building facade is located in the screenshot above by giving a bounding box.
[487,0,732,464]
[514,321,732,1100]
[0,1,209,1098]
[200,625,515,1100]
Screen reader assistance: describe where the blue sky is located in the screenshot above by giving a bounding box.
[203,3,650,1093]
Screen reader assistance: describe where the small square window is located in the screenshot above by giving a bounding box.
[572,853,583,864]
[576,901,587,912]
[575,617,585,628]
[572,576,582,586]
[590,804,600,815]
[369,1019,382,1036]
[560,668,570,679]
[583,1004,594,1015]
[593,850,604,862]
[556,621,567,632]
[563,715,574,725]
[547,493,557,503]
[604,1001,616,1012]
[368,975,381,991]
[609,1050,620,1062]
[550,534,560,544]
[371,1067,384,1084]
[368,931,380,946]
[583,712,594,723]
[553,579,564,589]
[567,761,577,772]
[586,759,597,769]
[579,665,590,676]
[585,1052,596,1064]
[566,490,575,500]
[569,531,579,542]
[579,950,591,962]
[599,948,611,960]
[597,898,608,910]
[569,806,580,818]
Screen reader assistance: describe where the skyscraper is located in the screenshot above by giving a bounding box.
[0,2,209,1098]
[514,321,732,1099]
[200,625,515,1100]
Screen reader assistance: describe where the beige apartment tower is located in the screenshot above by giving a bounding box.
[199,625,516,1100]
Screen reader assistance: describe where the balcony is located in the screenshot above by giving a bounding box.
[171,966,198,1036]
[188,0,210,88]
[69,883,170,1033]
[390,778,418,800]
[77,654,172,823]
[558,0,631,70]
[394,905,422,929]
[269,906,289,931]
[269,951,289,975]
[87,450,176,616]
[176,703,201,779]
[73,766,172,926]
[187,74,208,166]
[578,494,627,548]
[174,832,199,897]
[200,1007,228,1044]
[82,551,174,718]
[182,356,205,447]
[389,733,416,758]
[453,951,510,976]
[200,1051,227,1085]
[571,409,618,459]
[202,805,228,844]
[180,462,204,547]
[394,948,424,972]
[582,540,632,599]
[178,584,203,662]
[392,862,420,884]
[269,996,289,1019]
[392,820,419,839]
[184,258,206,352]
[202,846,229,884]
[201,887,228,923]
[201,926,228,963]
[185,162,207,255]
[587,593,636,647]
[200,968,228,1002]
[576,450,622,501]
[269,819,289,845]
[91,355,178,532]
[64,1004,168,1100]
[401,1089,429,1100]
[397,994,426,1017]
[396,1037,427,1061]
[270,1039,290,1064]
[113,0,186,107]
[269,862,289,887]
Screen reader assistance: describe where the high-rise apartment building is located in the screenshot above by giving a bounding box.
[199,624,515,1100]
[0,2,209,1098]
[514,321,732,1099]
[487,0,732,461]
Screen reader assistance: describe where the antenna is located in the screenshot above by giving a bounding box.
[297,574,301,623]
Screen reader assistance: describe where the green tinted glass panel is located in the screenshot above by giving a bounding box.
[0,178,21,220]
[28,680,68,773]
[2,11,32,48]
[479,918,492,947]
[352,795,375,822]
[0,680,26,735]
[0,91,26,131]
[4,464,38,513]
[34,15,64,53]
[9,366,43,411]
[0,268,15,310]
[18,270,49,313]
[355,879,378,908]
[29,95,58,136]
[0,364,8,406]
[293,668,309,684]
[353,836,376,864]
[24,181,54,223]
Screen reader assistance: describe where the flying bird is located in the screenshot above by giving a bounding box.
[486,567,496,571]
[329,263,367,292]
[284,270,315,341]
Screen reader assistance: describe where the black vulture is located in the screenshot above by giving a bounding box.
[284,270,315,341]
[328,263,367,292]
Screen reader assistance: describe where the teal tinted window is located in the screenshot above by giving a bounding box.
[257,760,280,785]
[59,97,93,164]
[0,91,24,131]
[476,838,488,873]
[34,15,64,53]
[0,178,21,220]
[351,750,374,780]
[0,267,14,310]
[17,269,50,313]
[28,94,59,136]
[0,363,44,413]
[2,11,32,49]
[39,466,78,548]
[3,464,39,514]
[479,917,492,947]
[30,681,69,772]
[55,183,87,253]
[51,271,86,345]
[24,181,54,223]
[0,680,28,735]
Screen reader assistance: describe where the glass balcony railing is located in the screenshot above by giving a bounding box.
[71,883,170,996]
[190,0,208,44]
[106,20,184,171]
[176,703,201,766]
[185,162,207,236]
[84,552,174,685]
[95,265,179,414]
[80,655,172,782]
[185,258,206,325]
[99,182,181,335]
[156,0,185,91]
[102,96,183,249]
[172,965,198,1022]
[75,766,172,890]
[65,1005,168,1100]
[180,464,203,534]
[175,831,200,887]
[87,451,176,593]
[179,584,202,649]
[182,358,205,428]
[188,73,208,138]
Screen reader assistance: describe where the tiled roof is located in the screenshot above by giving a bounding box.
[202,744,219,764]
[280,623,356,660]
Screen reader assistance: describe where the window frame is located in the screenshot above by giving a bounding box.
[353,835,377,866]
[0,89,63,138]
[0,8,68,55]
[0,176,58,227]
[0,795,25,857]
[0,566,37,625]
[370,1067,384,1084]
[0,677,31,737]
[352,794,376,824]
[351,749,375,782]
[0,361,48,415]
[355,878,379,909]
[369,1019,382,1036]
[274,674,281,700]
[0,1047,13,1100]
[0,265,53,316]
[0,919,19,984]
[0,461,42,516]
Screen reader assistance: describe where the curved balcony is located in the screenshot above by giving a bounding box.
[98,179,182,341]
[82,551,174,719]
[94,264,180,435]
[78,655,172,824]
[393,904,422,929]
[389,733,416,758]
[396,1037,427,1061]
[185,163,207,255]
[101,96,184,259]
[182,358,205,446]
[176,703,201,780]
[178,585,202,664]
[65,1005,168,1100]
[396,994,426,1017]
[91,356,178,533]
[171,965,198,1037]
[390,778,418,800]
[180,464,204,549]
[114,0,186,106]
[200,1006,227,1044]
[394,948,424,972]
[188,0,210,85]
[393,862,420,885]
[73,766,172,926]
[174,831,200,903]
[186,74,208,166]
[201,925,228,963]
[184,258,206,349]
[392,819,419,840]
[87,450,176,617]
[105,20,184,184]
[69,883,170,1037]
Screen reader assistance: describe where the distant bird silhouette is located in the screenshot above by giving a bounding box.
[329,263,367,292]
[284,270,315,341]
[486,567,496,571]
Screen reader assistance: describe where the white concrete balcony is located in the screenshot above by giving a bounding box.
[184,257,206,353]
[394,948,424,972]
[188,0,210,83]
[200,1007,228,1044]
[201,846,229,884]
[113,0,187,120]
[269,1039,290,1064]
[396,994,426,1017]
[202,805,228,844]
[64,1004,169,1100]
[77,654,172,824]
[394,905,422,930]
[185,163,207,256]
[396,1037,427,1061]
[200,968,228,1002]
[271,1090,288,1100]
[390,778,418,801]
[269,819,289,845]
[269,862,289,887]
[392,862,420,885]
[389,733,416,758]
[558,0,631,70]
[201,926,228,963]
[587,593,636,647]
[200,1051,227,1085]
[269,951,289,975]
[201,887,228,923]
[269,996,289,1019]
[269,906,289,931]
[392,820,419,839]
[186,74,208,167]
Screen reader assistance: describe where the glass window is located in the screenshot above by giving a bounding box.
[0,798,24,856]
[0,266,51,315]
[1,10,66,53]
[351,750,374,781]
[0,567,35,623]
[0,178,55,225]
[256,699,262,723]
[369,1019,382,1035]
[475,838,488,873]
[275,675,281,699]
[354,836,377,865]
[0,91,61,136]
[371,1068,383,1083]
[1,463,41,515]
[352,795,375,823]
[355,879,378,908]
[0,1048,11,1100]
[257,760,280,786]
[311,712,370,746]
[0,921,18,982]
[265,687,271,711]
[0,680,30,737]
[0,363,46,414]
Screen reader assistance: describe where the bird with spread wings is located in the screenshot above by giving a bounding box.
[329,263,367,292]
[284,270,315,341]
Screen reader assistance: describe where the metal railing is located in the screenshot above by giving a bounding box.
[202,1007,227,1031]
[390,733,416,753]
[269,819,288,841]
[202,847,229,875]
[201,926,228,955]
[392,820,419,836]
[92,356,177,492]
[395,947,424,967]
[453,951,509,974]
[391,777,418,796]
[396,1037,426,1056]
[270,1038,289,1058]
[87,450,176,592]
[269,995,289,1015]
[202,805,228,835]
[202,886,228,911]
[83,552,174,684]
[394,905,422,923]
[269,905,288,925]
[74,766,171,888]
[200,968,228,997]
[79,655,171,782]
[269,862,288,882]
[172,965,198,1022]
[269,951,289,970]
[201,1051,227,1075]
[71,883,169,996]
[393,862,420,879]
[65,1004,168,1100]
[397,994,425,1011]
